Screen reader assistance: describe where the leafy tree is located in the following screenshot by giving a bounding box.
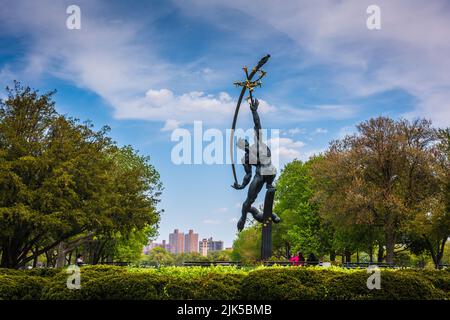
[273,159,332,259]
[207,249,232,261]
[231,224,261,263]
[311,117,439,264]
[142,247,174,266]
[0,82,161,268]
[111,226,156,263]
[407,128,450,268]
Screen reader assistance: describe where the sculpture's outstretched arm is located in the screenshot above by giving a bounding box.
[232,143,252,190]
[232,163,252,190]
[241,162,252,188]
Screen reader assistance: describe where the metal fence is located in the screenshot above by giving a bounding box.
[181,261,449,268]
[83,261,449,269]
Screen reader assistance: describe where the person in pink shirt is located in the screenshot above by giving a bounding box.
[290,254,299,266]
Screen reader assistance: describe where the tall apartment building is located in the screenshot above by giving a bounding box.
[184,229,199,253]
[168,229,185,254]
[161,240,171,252]
[199,238,208,257]
[207,237,224,251]
[199,237,224,256]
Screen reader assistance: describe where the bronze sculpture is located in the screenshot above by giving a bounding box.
[230,55,280,260]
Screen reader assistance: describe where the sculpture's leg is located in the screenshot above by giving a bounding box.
[264,174,281,224]
[238,174,264,231]
[249,206,263,222]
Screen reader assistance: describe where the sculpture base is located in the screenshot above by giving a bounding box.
[261,187,275,261]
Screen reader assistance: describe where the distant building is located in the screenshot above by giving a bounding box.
[199,237,224,256]
[184,229,199,253]
[207,237,224,251]
[169,229,185,254]
[161,240,171,252]
[199,238,208,257]
[143,240,171,254]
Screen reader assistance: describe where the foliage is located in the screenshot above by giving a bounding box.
[0,275,48,299]
[231,224,261,262]
[273,160,329,258]
[1,265,448,300]
[141,247,175,266]
[310,117,446,264]
[0,82,161,268]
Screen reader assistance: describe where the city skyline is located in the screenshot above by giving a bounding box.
[146,228,225,255]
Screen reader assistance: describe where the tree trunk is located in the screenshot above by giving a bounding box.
[426,237,448,269]
[435,238,447,269]
[345,250,352,263]
[385,231,396,264]
[330,250,336,262]
[55,242,66,268]
[377,245,384,263]
[285,242,291,259]
[32,253,38,268]
[0,247,20,268]
[368,246,374,263]
[356,251,360,263]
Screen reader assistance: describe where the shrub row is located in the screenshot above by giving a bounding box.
[0,265,448,300]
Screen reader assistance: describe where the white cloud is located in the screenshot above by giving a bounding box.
[161,119,182,132]
[185,0,450,126]
[5,0,446,131]
[116,89,277,125]
[314,128,328,134]
[0,0,359,130]
[285,127,306,136]
[268,137,306,165]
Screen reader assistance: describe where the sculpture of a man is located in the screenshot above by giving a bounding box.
[232,97,281,231]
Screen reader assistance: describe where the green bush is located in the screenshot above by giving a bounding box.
[163,273,245,300]
[0,275,48,300]
[26,268,61,277]
[325,269,446,300]
[240,268,319,299]
[79,273,163,300]
[0,265,448,300]
[0,268,26,276]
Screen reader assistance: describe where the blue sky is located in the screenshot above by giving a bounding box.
[1,0,449,247]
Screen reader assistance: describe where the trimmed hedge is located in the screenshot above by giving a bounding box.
[0,265,448,300]
[0,275,48,300]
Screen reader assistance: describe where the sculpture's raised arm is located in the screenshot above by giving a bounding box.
[250,98,262,137]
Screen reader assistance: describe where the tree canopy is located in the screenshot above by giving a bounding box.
[0,82,162,268]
